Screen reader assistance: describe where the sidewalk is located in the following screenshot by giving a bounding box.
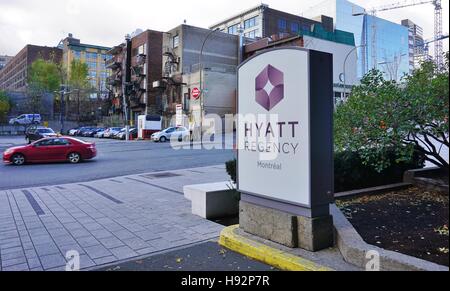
[0,165,230,271]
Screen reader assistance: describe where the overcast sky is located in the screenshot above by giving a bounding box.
[0,0,448,56]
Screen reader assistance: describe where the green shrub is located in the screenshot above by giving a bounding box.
[226,159,237,184]
[334,149,425,192]
[226,149,425,193]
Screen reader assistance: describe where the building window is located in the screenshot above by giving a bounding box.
[227,24,240,35]
[138,44,147,55]
[173,35,179,48]
[244,29,259,39]
[278,19,287,32]
[86,52,98,60]
[87,61,97,69]
[73,50,81,60]
[89,71,97,78]
[291,23,300,33]
[244,17,258,30]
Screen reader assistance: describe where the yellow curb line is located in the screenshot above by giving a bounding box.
[219,225,334,271]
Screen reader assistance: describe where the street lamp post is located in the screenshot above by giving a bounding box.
[198,28,220,144]
[342,45,365,102]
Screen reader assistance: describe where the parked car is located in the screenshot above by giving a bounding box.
[3,137,97,166]
[94,128,107,138]
[25,126,58,143]
[9,114,41,126]
[151,127,190,142]
[76,127,96,137]
[68,127,81,136]
[115,128,138,140]
[103,127,123,138]
[82,127,104,137]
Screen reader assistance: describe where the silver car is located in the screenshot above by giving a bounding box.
[103,127,123,138]
[151,127,190,142]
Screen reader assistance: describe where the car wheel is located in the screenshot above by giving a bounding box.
[160,136,167,143]
[68,152,81,164]
[11,154,26,166]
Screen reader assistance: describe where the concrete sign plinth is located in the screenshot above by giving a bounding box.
[237,48,334,252]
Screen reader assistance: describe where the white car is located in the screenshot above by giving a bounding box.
[103,127,123,138]
[94,129,106,138]
[68,128,80,136]
[9,114,41,125]
[151,127,190,142]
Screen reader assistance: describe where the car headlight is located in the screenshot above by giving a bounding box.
[4,149,13,155]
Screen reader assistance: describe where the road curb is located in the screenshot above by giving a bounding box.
[219,225,334,271]
[331,205,449,271]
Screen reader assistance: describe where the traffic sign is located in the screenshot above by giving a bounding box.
[192,88,201,99]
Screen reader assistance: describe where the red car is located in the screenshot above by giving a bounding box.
[3,137,97,166]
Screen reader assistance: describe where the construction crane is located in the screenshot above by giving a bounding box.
[416,34,449,62]
[354,0,445,71]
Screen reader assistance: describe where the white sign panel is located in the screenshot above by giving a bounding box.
[238,49,311,207]
[176,104,183,126]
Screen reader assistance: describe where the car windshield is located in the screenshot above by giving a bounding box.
[38,129,54,134]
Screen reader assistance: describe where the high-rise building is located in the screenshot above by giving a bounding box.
[304,0,410,81]
[58,34,111,98]
[0,45,62,92]
[210,4,323,39]
[0,55,13,70]
[401,19,425,71]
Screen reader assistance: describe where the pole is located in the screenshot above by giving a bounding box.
[343,45,365,102]
[60,86,65,134]
[123,35,132,141]
[199,28,220,145]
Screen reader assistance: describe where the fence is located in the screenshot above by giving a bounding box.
[0,125,27,136]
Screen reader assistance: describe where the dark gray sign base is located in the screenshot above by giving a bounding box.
[240,201,334,252]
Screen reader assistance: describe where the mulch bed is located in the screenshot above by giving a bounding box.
[337,187,449,267]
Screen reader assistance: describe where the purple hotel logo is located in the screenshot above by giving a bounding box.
[255,65,284,111]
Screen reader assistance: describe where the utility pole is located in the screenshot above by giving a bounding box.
[123,34,132,141]
[198,28,220,145]
[60,85,66,134]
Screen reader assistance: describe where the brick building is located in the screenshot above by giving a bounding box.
[0,45,62,92]
[107,30,163,125]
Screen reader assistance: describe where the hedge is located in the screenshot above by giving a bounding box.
[225,150,424,193]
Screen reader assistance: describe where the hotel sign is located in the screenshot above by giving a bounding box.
[237,48,334,217]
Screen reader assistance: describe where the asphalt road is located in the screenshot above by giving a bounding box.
[98,241,275,272]
[0,136,235,190]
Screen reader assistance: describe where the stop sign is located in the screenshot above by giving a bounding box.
[192,88,201,99]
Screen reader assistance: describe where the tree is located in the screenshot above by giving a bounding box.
[28,58,61,118]
[68,59,90,122]
[335,53,449,172]
[0,91,11,123]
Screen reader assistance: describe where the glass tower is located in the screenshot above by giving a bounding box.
[305,0,410,81]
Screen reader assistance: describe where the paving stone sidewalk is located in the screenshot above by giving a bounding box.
[0,165,229,271]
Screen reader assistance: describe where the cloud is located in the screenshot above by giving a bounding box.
[0,0,448,56]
